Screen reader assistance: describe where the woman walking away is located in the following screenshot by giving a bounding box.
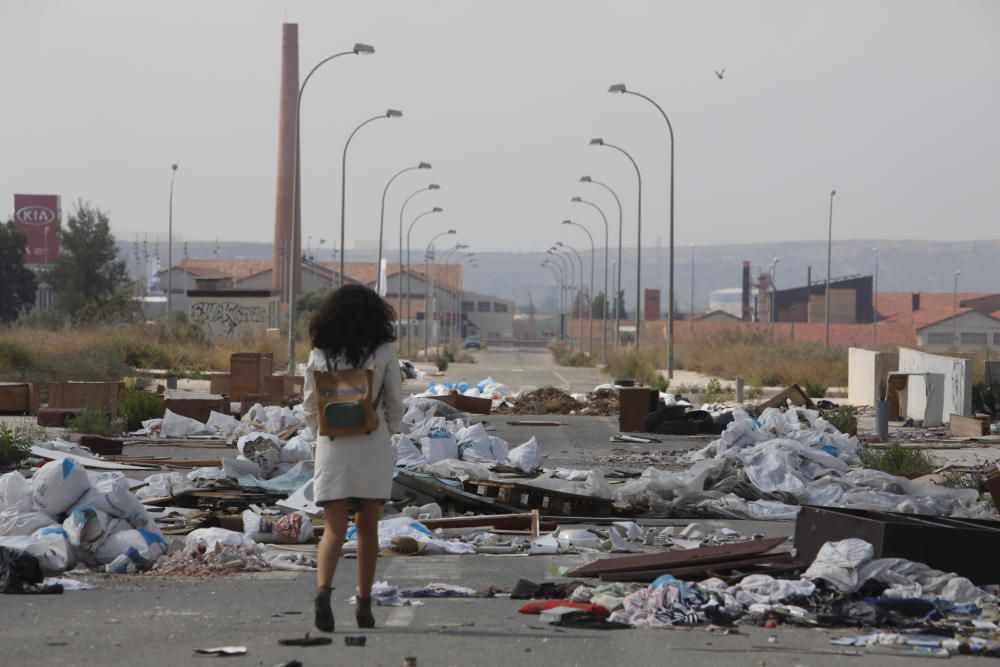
[302,285,403,632]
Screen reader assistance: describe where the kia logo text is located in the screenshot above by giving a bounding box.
[15,206,56,225]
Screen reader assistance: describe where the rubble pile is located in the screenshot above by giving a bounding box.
[494,386,619,416]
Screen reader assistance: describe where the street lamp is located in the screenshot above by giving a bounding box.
[542,260,566,341]
[769,257,780,327]
[398,184,440,343]
[438,244,469,350]
[455,253,476,343]
[953,270,961,348]
[340,109,402,285]
[563,219,596,360]
[571,196,609,364]
[377,162,431,293]
[825,189,836,352]
[424,229,456,356]
[580,175,624,347]
[556,242,585,352]
[690,244,695,333]
[167,163,178,318]
[287,42,374,373]
[872,248,879,347]
[547,249,573,351]
[590,138,643,349]
[609,83,677,377]
[405,207,444,357]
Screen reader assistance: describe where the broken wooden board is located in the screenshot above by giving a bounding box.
[598,552,798,582]
[566,536,788,578]
[30,446,154,470]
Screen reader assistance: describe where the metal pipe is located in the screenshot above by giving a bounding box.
[167,164,178,318]
[563,220,595,360]
[397,184,439,349]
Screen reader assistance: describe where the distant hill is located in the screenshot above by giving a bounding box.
[119,239,1000,315]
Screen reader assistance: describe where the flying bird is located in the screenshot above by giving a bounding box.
[715,68,726,79]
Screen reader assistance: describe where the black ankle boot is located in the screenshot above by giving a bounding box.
[355,596,375,628]
[314,587,334,633]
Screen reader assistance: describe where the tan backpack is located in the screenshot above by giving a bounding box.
[313,352,384,438]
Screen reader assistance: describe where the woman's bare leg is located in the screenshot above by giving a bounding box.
[317,500,349,589]
[354,500,382,598]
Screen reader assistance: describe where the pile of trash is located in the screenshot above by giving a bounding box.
[0,460,168,576]
[139,403,304,441]
[495,385,620,416]
[600,405,985,520]
[416,377,517,410]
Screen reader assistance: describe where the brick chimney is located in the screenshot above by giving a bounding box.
[741,260,751,320]
[273,23,300,303]
[912,292,921,311]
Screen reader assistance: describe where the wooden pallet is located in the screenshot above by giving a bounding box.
[463,479,614,517]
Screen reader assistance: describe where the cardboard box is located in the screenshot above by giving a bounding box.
[431,390,492,415]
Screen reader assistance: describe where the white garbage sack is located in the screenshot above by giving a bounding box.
[419,459,493,482]
[734,574,816,603]
[421,432,459,465]
[857,558,991,605]
[30,458,91,516]
[222,457,262,480]
[161,409,213,438]
[135,472,188,500]
[64,506,114,550]
[70,475,154,530]
[236,433,284,477]
[206,411,240,438]
[0,510,57,537]
[185,527,259,554]
[101,528,169,573]
[0,526,76,573]
[280,435,313,463]
[186,466,228,481]
[242,510,313,544]
[803,538,875,592]
[242,403,267,423]
[392,435,425,468]
[453,423,497,461]
[264,406,301,434]
[0,471,32,512]
[507,437,543,474]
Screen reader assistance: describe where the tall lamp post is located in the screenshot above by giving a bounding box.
[167,163,178,319]
[439,243,469,350]
[547,249,573,351]
[824,189,836,352]
[571,196,609,363]
[455,253,476,343]
[608,84,676,377]
[405,207,444,357]
[580,176,623,347]
[590,138,643,348]
[424,230,456,356]
[872,247,879,347]
[562,220,596,359]
[340,109,402,285]
[398,184,440,344]
[287,42,374,373]
[769,257,780,327]
[690,243,695,333]
[542,260,565,341]
[556,242,585,352]
[377,162,431,293]
[953,270,961,348]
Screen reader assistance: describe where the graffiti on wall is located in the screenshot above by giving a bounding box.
[191,301,269,337]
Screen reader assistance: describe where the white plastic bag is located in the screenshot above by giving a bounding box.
[185,527,258,554]
[803,538,875,592]
[421,432,459,464]
[30,458,91,516]
[236,433,283,477]
[222,457,262,480]
[206,411,240,438]
[161,409,212,438]
[100,528,169,573]
[70,475,153,530]
[242,510,313,544]
[280,436,313,463]
[0,526,76,572]
[0,510,57,537]
[392,435,425,468]
[507,437,544,474]
[0,471,32,513]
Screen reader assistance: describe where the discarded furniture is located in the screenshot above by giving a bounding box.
[393,470,519,515]
[949,413,990,437]
[619,387,658,432]
[36,407,84,427]
[0,382,39,415]
[793,505,1000,585]
[208,373,230,395]
[756,384,816,412]
[464,479,615,517]
[897,348,972,426]
[229,352,273,403]
[566,536,788,581]
[73,434,124,456]
[48,381,123,418]
[431,390,492,415]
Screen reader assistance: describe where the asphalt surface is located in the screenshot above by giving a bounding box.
[1,347,987,665]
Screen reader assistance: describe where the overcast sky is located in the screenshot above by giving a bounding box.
[2,1,998,254]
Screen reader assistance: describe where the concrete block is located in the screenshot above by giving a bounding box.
[848,348,899,406]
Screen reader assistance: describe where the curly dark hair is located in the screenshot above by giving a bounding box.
[309,285,397,366]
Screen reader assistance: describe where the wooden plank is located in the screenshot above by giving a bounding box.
[597,552,797,582]
[566,537,788,578]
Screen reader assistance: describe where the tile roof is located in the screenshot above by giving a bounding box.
[320,262,463,293]
[179,258,275,281]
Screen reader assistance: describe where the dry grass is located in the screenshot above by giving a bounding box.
[608,331,849,388]
[0,321,308,384]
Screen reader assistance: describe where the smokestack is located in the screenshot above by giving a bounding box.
[741,260,751,321]
[273,23,300,303]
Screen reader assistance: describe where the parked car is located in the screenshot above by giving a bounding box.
[463,335,482,350]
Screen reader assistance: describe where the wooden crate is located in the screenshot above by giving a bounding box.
[263,375,305,402]
[208,373,231,396]
[165,396,225,424]
[48,381,123,418]
[0,382,39,415]
[229,353,272,403]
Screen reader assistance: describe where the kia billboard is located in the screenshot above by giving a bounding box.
[12,194,60,264]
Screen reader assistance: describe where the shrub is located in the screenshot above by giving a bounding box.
[825,405,857,435]
[435,356,449,372]
[67,407,123,437]
[803,379,828,398]
[652,374,670,392]
[605,346,657,383]
[746,385,763,400]
[859,443,935,476]
[118,391,166,431]
[0,422,35,467]
[549,341,595,368]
